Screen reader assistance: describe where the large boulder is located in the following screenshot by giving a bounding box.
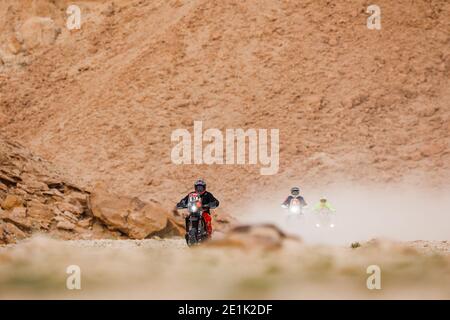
[26,200,54,230]
[88,186,184,239]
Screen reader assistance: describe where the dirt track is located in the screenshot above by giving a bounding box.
[0,236,449,299]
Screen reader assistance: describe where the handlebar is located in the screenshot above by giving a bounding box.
[176,203,216,210]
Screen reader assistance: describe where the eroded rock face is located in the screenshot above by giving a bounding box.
[1,194,23,210]
[0,138,113,244]
[89,185,185,239]
[0,221,27,244]
[0,137,233,244]
[211,211,234,232]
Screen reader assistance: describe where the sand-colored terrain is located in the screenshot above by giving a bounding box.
[0,0,449,299]
[0,236,449,299]
[1,0,449,209]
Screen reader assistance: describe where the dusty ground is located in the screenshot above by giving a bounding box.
[0,0,449,300]
[0,0,449,211]
[0,236,449,299]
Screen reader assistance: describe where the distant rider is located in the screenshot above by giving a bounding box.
[313,196,336,228]
[176,179,219,238]
[313,197,335,212]
[281,187,307,210]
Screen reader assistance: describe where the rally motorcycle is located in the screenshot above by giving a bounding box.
[177,192,209,246]
[315,208,335,228]
[282,198,305,221]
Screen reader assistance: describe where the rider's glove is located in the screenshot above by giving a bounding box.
[176,202,187,209]
[208,202,218,209]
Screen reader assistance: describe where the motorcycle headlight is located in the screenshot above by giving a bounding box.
[290,206,300,213]
[190,205,198,213]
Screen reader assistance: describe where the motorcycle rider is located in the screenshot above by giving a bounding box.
[313,196,335,212]
[281,187,307,210]
[176,179,219,238]
[313,196,336,228]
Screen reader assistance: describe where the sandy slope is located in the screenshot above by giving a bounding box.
[0,0,449,213]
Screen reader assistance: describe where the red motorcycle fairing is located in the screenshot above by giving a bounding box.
[202,211,212,237]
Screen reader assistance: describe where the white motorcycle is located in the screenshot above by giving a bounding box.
[315,208,335,228]
[282,198,305,221]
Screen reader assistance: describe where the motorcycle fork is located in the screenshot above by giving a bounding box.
[198,219,204,237]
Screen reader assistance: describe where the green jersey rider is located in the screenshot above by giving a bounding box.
[313,196,336,212]
[313,196,336,228]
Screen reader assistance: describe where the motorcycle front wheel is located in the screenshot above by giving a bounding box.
[187,228,198,247]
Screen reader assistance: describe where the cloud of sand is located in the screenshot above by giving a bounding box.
[239,184,450,244]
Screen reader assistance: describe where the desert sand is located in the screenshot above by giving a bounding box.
[0,236,449,299]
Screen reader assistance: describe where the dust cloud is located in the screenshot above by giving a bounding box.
[239,184,450,244]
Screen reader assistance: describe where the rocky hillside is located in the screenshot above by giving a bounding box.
[0,136,211,244]
[0,137,91,244]
[1,236,449,299]
[0,0,449,211]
